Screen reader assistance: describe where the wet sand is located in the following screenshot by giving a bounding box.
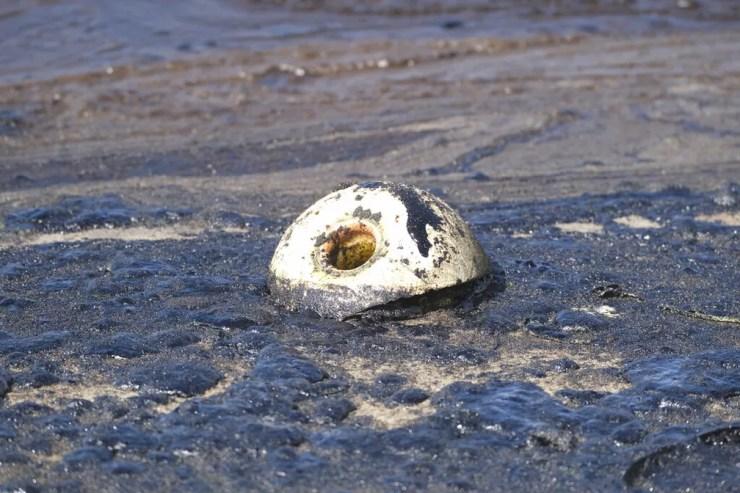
[1,1,739,492]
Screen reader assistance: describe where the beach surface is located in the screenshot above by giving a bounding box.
[1,1,739,491]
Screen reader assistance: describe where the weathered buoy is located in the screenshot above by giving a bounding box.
[268,182,491,319]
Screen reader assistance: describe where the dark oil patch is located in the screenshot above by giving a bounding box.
[2,187,739,492]
[624,426,740,489]
[351,206,381,222]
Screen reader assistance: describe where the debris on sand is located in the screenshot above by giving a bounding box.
[268,182,491,319]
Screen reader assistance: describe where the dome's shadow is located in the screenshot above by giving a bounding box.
[352,260,506,321]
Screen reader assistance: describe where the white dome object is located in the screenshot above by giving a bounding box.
[268,182,491,319]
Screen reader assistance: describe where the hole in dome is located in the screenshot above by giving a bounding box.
[322,223,377,271]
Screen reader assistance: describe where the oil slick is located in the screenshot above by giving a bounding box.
[268,182,491,319]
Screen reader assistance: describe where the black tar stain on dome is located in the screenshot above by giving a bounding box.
[358,182,443,257]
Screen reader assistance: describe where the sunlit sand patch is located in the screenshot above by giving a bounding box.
[554,221,604,234]
[5,359,246,415]
[338,355,465,394]
[0,225,203,250]
[705,397,740,421]
[0,223,253,250]
[534,367,629,397]
[395,116,469,133]
[483,345,628,396]
[614,215,661,229]
[25,225,205,245]
[5,381,139,408]
[353,400,435,429]
[339,346,626,395]
[695,211,740,227]
[5,379,178,465]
